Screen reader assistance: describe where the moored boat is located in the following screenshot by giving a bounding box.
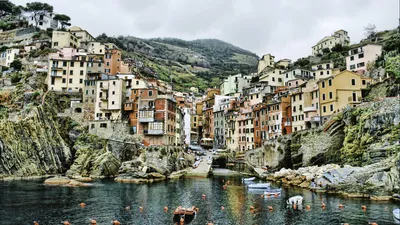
[263,188,282,196]
[247,183,270,189]
[393,208,400,220]
[243,177,256,181]
[173,206,197,224]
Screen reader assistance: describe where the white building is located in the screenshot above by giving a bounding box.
[183,108,191,145]
[27,11,58,30]
[311,62,341,81]
[220,74,252,96]
[282,68,313,85]
[346,44,382,73]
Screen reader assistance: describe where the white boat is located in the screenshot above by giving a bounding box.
[243,177,256,181]
[394,208,400,220]
[287,196,303,205]
[247,183,270,189]
[263,189,282,195]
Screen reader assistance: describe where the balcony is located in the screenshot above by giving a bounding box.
[144,129,164,135]
[100,95,108,101]
[100,85,109,90]
[124,103,134,111]
[348,96,362,103]
[51,66,63,71]
[284,122,291,126]
[304,107,317,113]
[87,70,103,74]
[311,116,320,122]
[50,72,62,77]
[139,110,154,123]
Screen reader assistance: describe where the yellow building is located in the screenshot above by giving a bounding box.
[69,26,96,49]
[51,31,79,49]
[318,70,371,123]
[289,84,306,132]
[48,48,88,92]
[257,54,275,74]
[302,80,321,129]
[312,30,350,56]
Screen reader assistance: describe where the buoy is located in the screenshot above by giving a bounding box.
[338,204,344,209]
[362,205,367,211]
[321,202,326,208]
[221,206,225,211]
[62,221,70,225]
[139,206,144,212]
[180,217,184,225]
[293,203,297,210]
[90,219,97,225]
[306,205,311,210]
[125,205,131,211]
[260,194,264,198]
[164,206,168,212]
[79,203,86,208]
[268,206,273,211]
[34,221,39,225]
[195,207,199,212]
[112,220,121,225]
[202,194,206,199]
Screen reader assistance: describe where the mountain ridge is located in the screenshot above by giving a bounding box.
[96,34,259,92]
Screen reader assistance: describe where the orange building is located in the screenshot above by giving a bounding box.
[104,43,122,75]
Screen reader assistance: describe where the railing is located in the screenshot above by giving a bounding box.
[284,122,291,126]
[100,85,109,90]
[51,66,62,70]
[347,96,362,103]
[100,95,108,101]
[311,116,321,122]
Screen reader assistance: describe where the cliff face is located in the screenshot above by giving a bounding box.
[0,106,72,178]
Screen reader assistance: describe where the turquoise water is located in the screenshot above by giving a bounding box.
[0,174,399,225]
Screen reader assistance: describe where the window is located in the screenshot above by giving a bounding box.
[351,79,356,86]
[299,105,302,111]
[320,71,323,75]
[323,106,326,113]
[327,71,330,75]
[293,106,296,112]
[328,79,332,86]
[322,81,325,88]
[357,62,365,68]
[100,123,107,128]
[358,53,364,58]
[350,56,354,61]
[112,91,115,95]
[350,65,356,70]
[112,101,115,105]
[63,70,66,75]
[149,90,153,96]
[330,104,334,112]
[329,92,333,99]
[106,62,110,66]
[80,62,84,67]
[272,77,275,82]
[86,90,88,95]
[362,80,366,85]
[62,61,67,67]
[69,79,73,84]
[70,62,74,67]
[39,22,43,26]
[322,94,326,100]
[299,94,302,100]
[79,79,83,84]
[278,78,282,82]
[80,70,84,75]
[70,70,73,75]
[62,78,66,83]
[316,102,319,109]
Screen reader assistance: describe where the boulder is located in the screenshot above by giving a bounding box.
[44,177,71,185]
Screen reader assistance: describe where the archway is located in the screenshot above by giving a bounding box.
[305,121,312,129]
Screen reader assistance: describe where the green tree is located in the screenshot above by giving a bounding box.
[364,24,377,40]
[25,2,53,27]
[322,48,330,54]
[385,56,400,79]
[53,14,71,29]
[293,58,310,68]
[331,43,344,53]
[10,59,22,71]
[12,5,25,19]
[0,1,14,16]
[383,33,400,53]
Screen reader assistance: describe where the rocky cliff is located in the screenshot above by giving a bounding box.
[0,105,72,178]
[261,97,400,171]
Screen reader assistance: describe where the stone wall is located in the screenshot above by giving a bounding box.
[89,120,131,140]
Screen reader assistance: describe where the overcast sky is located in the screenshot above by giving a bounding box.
[14,0,399,60]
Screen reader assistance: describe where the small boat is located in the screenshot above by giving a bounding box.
[287,196,303,205]
[247,183,270,189]
[243,177,256,181]
[173,206,197,224]
[394,208,400,220]
[263,188,282,196]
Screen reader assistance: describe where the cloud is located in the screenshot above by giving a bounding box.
[13,0,398,61]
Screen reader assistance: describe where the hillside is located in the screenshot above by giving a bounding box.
[96,34,259,92]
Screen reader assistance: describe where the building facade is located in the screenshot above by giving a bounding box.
[346,44,383,73]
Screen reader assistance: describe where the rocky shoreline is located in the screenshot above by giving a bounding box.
[267,153,400,201]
